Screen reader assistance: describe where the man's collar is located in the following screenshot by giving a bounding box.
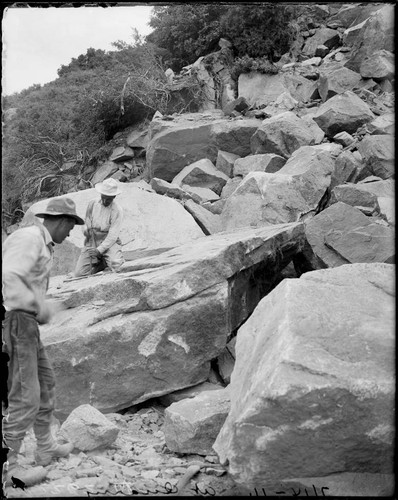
[40,223,55,247]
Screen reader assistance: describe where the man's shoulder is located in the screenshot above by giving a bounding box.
[3,224,42,247]
[11,224,42,238]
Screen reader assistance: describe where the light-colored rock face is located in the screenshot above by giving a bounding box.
[213,263,395,487]
[23,185,205,276]
[41,222,309,416]
[181,185,219,203]
[158,382,222,406]
[238,72,286,108]
[312,91,374,137]
[304,202,395,267]
[172,158,229,195]
[164,388,230,455]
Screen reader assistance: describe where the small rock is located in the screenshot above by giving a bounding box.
[205,455,219,464]
[59,404,120,451]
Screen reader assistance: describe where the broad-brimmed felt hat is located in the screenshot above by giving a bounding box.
[35,197,84,225]
[95,178,122,196]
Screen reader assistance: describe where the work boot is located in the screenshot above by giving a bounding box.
[3,439,47,488]
[35,433,74,466]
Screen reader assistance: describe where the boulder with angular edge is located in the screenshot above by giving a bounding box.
[172,159,230,195]
[250,111,318,158]
[213,263,395,486]
[59,404,119,451]
[357,135,394,180]
[312,91,374,137]
[41,222,312,415]
[165,388,230,455]
[304,202,395,267]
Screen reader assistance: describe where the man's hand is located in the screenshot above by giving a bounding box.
[87,247,101,258]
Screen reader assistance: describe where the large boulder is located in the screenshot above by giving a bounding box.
[317,65,362,102]
[304,202,395,267]
[41,222,312,416]
[357,135,394,180]
[312,91,374,137]
[327,3,386,29]
[23,184,205,276]
[213,263,395,487]
[220,147,334,232]
[164,388,230,455]
[146,112,260,181]
[344,5,395,73]
[250,111,318,158]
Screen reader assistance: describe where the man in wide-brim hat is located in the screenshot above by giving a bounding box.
[74,178,125,277]
[2,196,84,486]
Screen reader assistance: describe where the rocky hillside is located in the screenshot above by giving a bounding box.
[2,3,395,498]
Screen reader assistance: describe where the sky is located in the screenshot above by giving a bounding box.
[2,4,155,95]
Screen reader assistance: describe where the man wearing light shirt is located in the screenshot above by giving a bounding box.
[2,197,84,486]
[74,178,124,276]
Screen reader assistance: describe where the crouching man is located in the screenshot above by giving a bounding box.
[74,178,124,276]
[2,197,84,486]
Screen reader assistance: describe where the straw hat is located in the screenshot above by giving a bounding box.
[95,178,122,196]
[35,197,84,225]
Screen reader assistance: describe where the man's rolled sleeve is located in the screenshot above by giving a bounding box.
[3,230,42,313]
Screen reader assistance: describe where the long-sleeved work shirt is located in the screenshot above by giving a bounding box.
[2,224,54,321]
[84,199,123,254]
